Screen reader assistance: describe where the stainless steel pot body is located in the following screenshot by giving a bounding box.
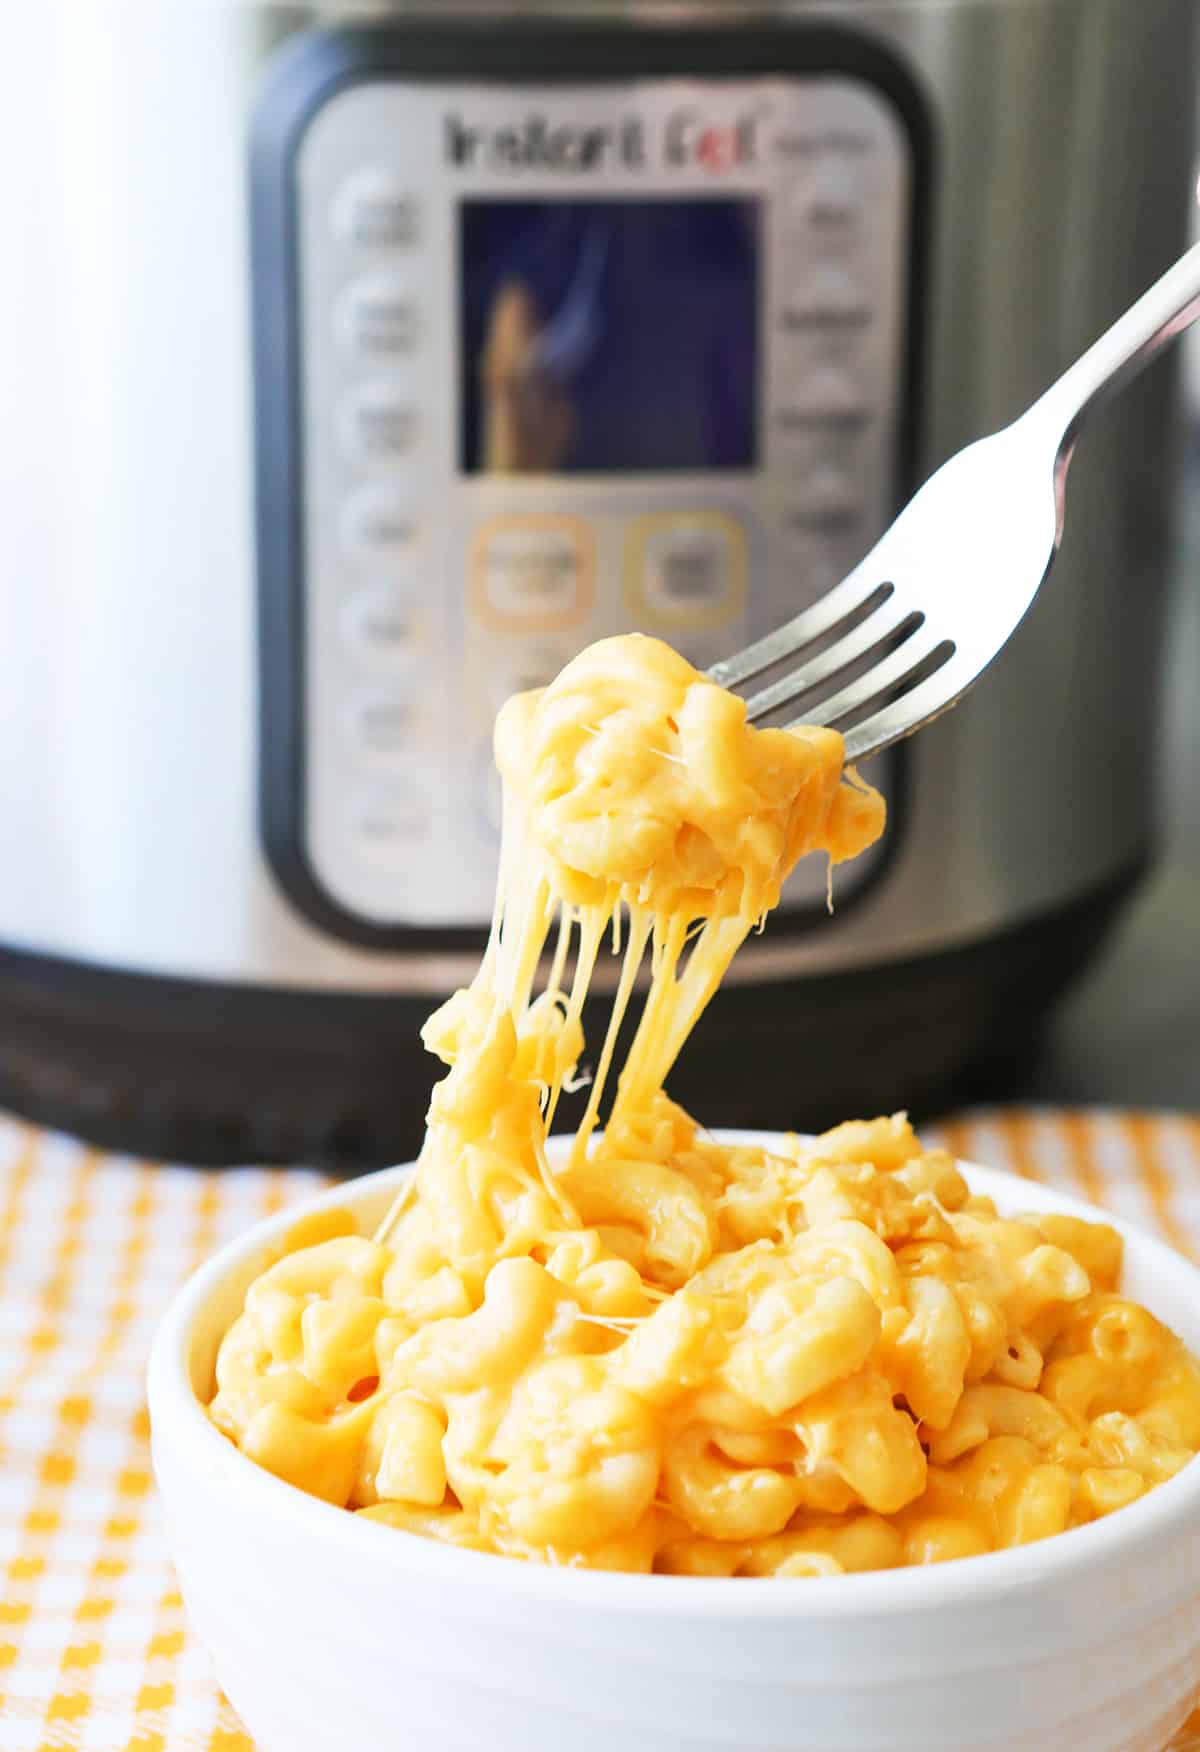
[0,0,1192,1161]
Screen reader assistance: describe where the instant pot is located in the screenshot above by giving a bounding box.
[1,0,1194,1165]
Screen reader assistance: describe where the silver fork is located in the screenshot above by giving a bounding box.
[710,239,1200,762]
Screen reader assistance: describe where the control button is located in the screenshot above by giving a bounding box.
[811,155,863,217]
[337,379,421,463]
[338,482,420,564]
[777,318,865,382]
[794,463,860,513]
[336,271,420,357]
[774,367,867,425]
[336,376,420,462]
[470,516,593,632]
[332,169,420,249]
[773,400,871,437]
[348,779,430,855]
[778,264,872,338]
[782,503,866,543]
[624,513,747,632]
[788,154,864,229]
[339,482,421,564]
[797,261,862,303]
[772,419,864,486]
[778,301,872,340]
[342,686,418,758]
[782,157,866,264]
[340,588,418,668]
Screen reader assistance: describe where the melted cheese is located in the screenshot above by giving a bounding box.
[419,635,883,1190]
[209,634,1200,1574]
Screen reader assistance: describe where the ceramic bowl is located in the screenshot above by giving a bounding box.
[148,1136,1200,1752]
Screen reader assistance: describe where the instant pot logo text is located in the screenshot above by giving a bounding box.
[443,108,761,174]
[445,114,647,172]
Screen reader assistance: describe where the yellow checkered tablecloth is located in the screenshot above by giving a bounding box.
[1,1108,1200,1751]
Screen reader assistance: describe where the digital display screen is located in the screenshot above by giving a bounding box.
[460,199,759,474]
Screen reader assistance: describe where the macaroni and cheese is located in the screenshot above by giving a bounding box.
[209,635,1200,1574]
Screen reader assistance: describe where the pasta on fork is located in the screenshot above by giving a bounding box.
[208,635,1200,1573]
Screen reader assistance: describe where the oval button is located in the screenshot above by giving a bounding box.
[469,516,593,632]
[332,169,420,249]
[337,379,421,463]
[336,271,420,358]
[348,779,430,855]
[340,589,417,669]
[342,686,417,758]
[339,482,421,565]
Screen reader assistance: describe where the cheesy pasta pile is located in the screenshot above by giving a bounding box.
[210,635,1200,1573]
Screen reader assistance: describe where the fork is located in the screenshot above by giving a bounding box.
[709,239,1200,762]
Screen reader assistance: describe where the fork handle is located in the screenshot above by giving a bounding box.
[1029,238,1200,453]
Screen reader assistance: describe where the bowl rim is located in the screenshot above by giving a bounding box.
[148,1131,1200,1617]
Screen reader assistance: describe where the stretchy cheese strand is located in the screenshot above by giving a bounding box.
[210,634,1200,1575]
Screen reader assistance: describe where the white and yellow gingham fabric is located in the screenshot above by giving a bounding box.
[1,1106,1199,1751]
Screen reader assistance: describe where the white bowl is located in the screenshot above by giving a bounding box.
[148,1136,1200,1752]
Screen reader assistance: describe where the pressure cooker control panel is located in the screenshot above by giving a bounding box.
[252,28,928,943]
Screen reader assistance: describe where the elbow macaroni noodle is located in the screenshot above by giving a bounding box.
[209,635,1200,1573]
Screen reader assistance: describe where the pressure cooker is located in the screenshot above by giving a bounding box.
[0,0,1193,1164]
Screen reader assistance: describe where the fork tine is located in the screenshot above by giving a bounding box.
[796,634,956,735]
[842,654,973,763]
[743,607,924,725]
[707,572,889,692]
